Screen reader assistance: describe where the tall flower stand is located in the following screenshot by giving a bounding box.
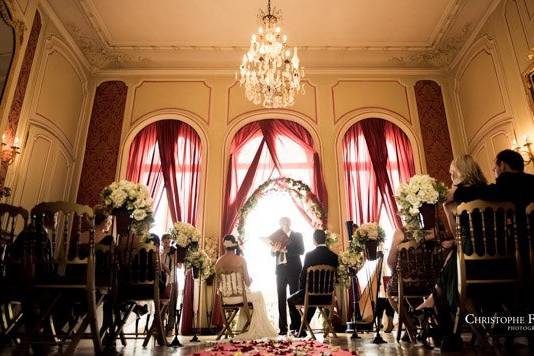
[348,269,362,339]
[370,251,386,344]
[190,267,201,342]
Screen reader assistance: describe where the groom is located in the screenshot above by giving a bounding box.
[270,217,304,335]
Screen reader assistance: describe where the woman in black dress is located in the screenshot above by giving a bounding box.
[417,155,487,350]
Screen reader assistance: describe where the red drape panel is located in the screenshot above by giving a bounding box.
[126,119,202,335]
[221,119,327,236]
[342,123,381,225]
[126,124,165,212]
[343,119,415,227]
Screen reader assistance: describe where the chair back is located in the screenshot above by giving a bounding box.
[304,264,336,302]
[216,268,248,305]
[31,202,95,279]
[118,239,164,302]
[0,203,29,243]
[526,203,534,281]
[455,200,521,309]
[0,203,28,279]
[396,237,442,297]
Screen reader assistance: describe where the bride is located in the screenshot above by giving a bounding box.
[214,235,277,339]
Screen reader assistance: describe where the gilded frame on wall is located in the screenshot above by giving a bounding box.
[524,49,534,117]
[0,0,25,120]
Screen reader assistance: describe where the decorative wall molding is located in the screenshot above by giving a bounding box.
[226,79,318,124]
[0,10,40,190]
[331,79,411,124]
[453,34,513,148]
[131,80,212,125]
[32,34,89,152]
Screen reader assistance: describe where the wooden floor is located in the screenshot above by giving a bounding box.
[1,331,531,355]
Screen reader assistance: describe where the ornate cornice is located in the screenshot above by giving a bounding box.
[1,0,26,45]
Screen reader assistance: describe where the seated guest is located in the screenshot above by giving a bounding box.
[483,149,534,307]
[443,154,488,233]
[288,229,338,338]
[484,149,534,205]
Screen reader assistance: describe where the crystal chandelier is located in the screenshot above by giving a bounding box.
[238,0,305,108]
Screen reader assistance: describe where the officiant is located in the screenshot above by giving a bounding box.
[270,217,304,336]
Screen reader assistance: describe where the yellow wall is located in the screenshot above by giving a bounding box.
[446,0,534,179]
[85,72,447,252]
[0,1,94,213]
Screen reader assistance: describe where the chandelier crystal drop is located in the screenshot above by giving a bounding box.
[238,0,305,108]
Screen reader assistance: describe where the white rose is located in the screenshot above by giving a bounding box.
[110,189,127,208]
[132,209,147,221]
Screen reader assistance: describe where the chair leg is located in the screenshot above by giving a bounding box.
[64,316,90,355]
[297,307,305,336]
[298,306,315,340]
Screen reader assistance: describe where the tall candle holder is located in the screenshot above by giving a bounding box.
[512,135,534,166]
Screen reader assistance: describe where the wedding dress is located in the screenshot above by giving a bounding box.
[219,272,277,339]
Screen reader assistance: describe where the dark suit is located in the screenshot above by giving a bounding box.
[274,230,304,332]
[288,245,339,322]
[482,171,534,307]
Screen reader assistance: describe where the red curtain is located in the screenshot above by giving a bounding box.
[221,119,327,237]
[343,118,415,227]
[126,119,201,334]
[342,118,415,320]
[214,119,328,327]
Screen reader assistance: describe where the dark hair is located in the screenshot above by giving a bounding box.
[313,229,327,245]
[94,213,108,226]
[223,234,242,255]
[496,149,524,172]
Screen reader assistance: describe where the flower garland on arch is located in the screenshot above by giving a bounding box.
[236,177,327,238]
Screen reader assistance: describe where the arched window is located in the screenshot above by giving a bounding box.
[342,118,415,232]
[222,119,327,235]
[342,118,416,308]
[126,119,202,235]
[220,119,328,327]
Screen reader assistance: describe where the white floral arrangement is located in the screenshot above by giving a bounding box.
[100,180,154,233]
[395,174,447,241]
[169,221,201,248]
[325,231,339,247]
[353,222,385,244]
[337,247,364,285]
[184,249,214,280]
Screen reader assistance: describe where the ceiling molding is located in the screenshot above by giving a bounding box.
[44,0,500,71]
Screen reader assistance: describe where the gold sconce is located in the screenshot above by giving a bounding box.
[512,135,534,166]
[1,133,21,165]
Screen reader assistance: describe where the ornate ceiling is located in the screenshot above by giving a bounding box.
[47,0,498,71]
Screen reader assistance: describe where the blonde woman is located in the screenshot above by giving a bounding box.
[416,155,487,351]
[443,154,488,233]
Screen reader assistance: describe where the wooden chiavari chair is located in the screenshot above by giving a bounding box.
[215,268,253,340]
[21,202,102,355]
[0,203,28,345]
[106,239,169,347]
[294,264,337,340]
[395,237,442,344]
[526,203,534,284]
[454,200,521,348]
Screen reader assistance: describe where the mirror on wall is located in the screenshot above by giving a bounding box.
[0,0,16,105]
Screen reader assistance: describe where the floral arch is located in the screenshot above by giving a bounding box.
[236,177,327,238]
